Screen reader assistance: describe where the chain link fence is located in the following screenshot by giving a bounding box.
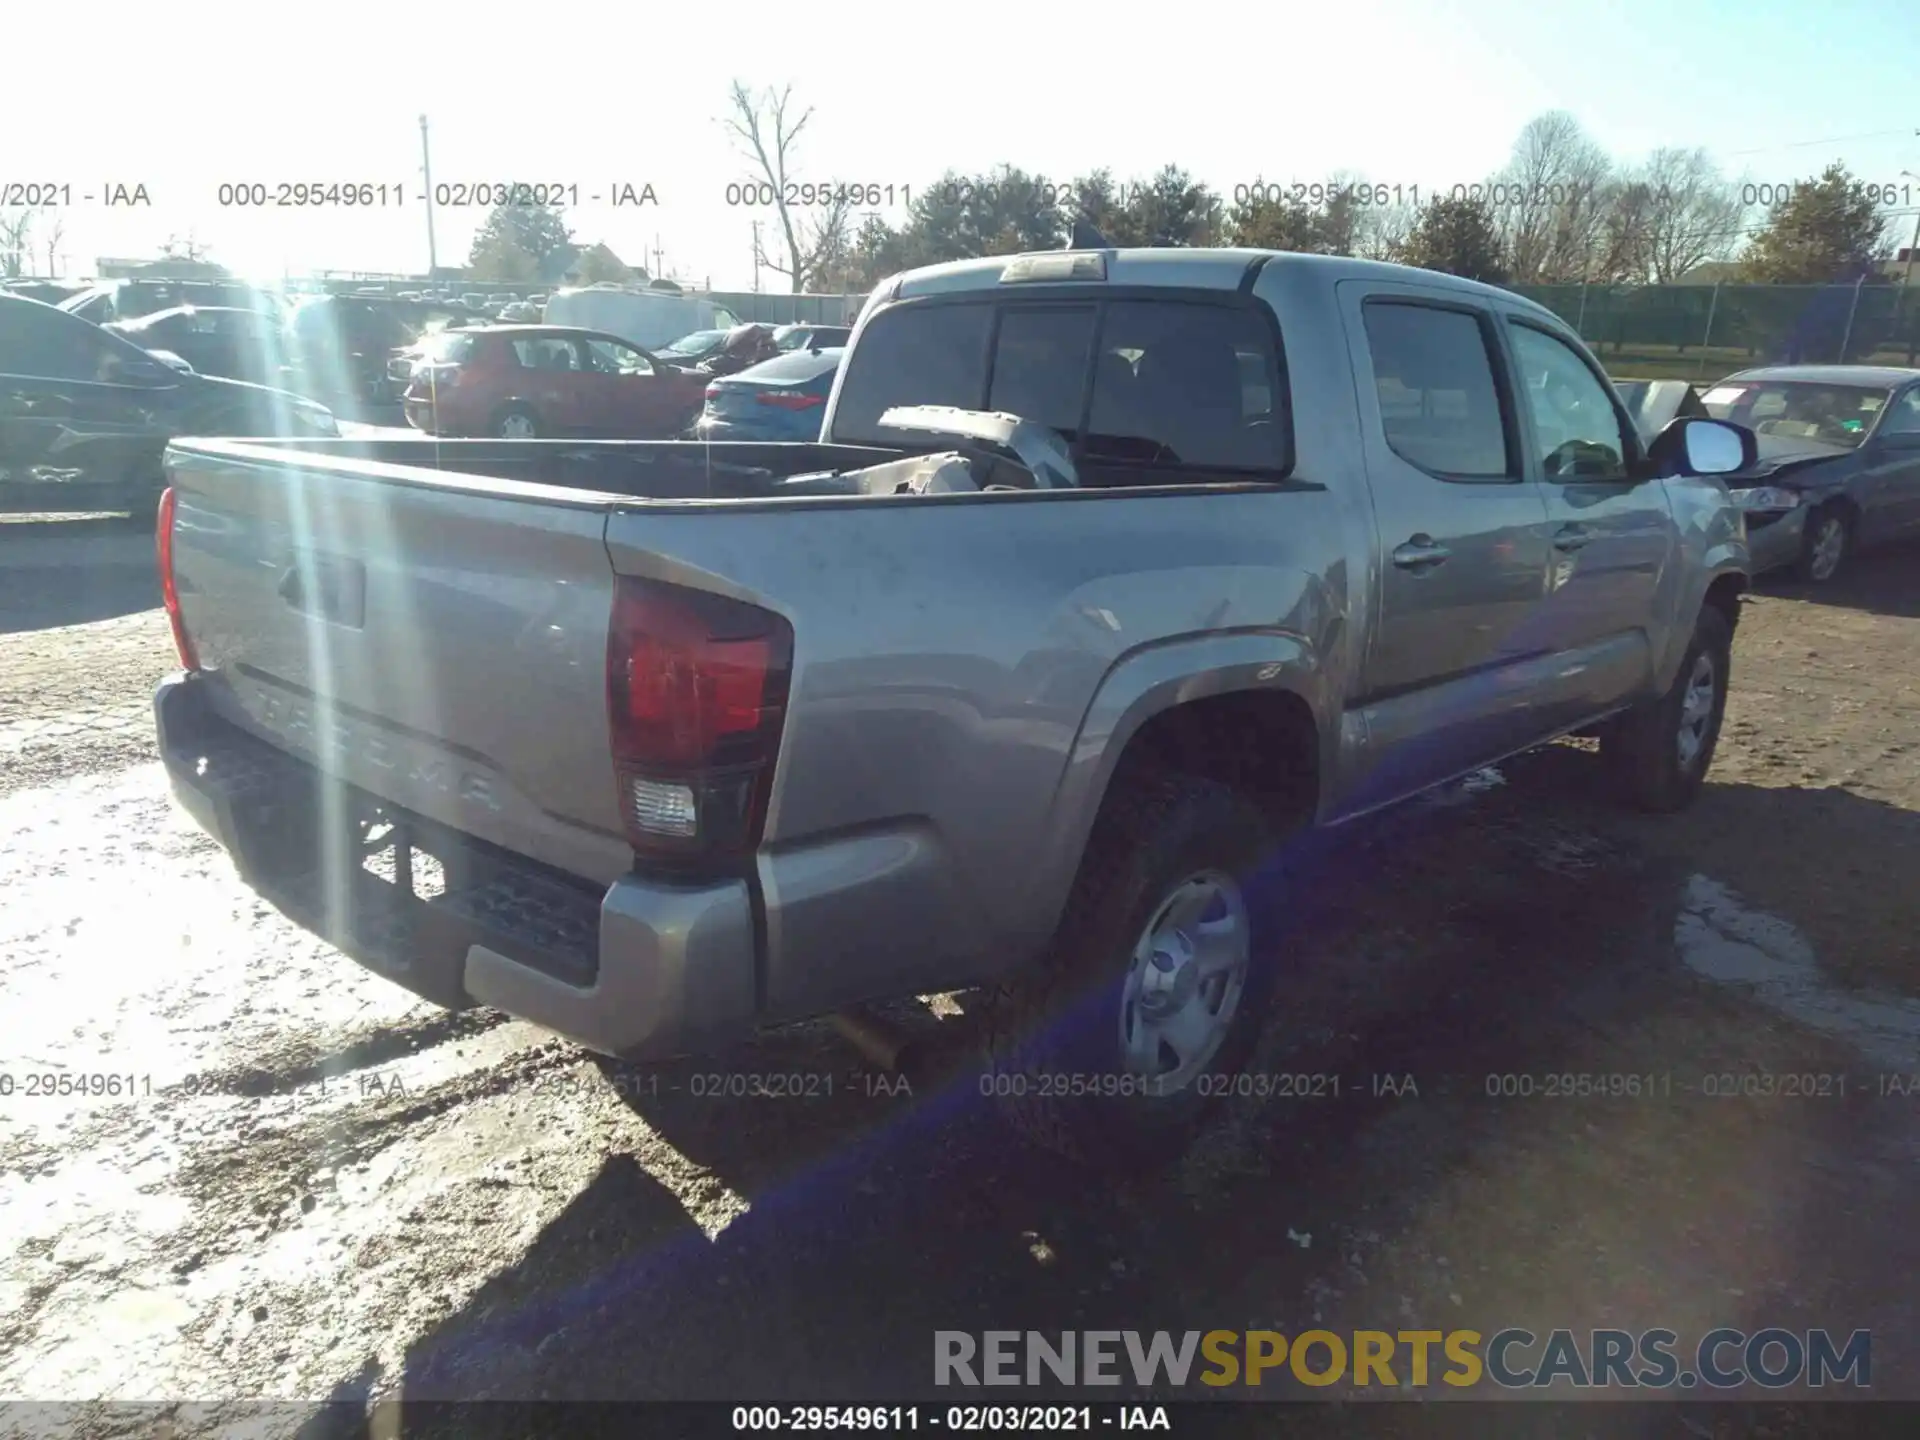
[1513,281,1920,383]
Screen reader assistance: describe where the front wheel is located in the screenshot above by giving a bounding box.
[1794,504,1850,584]
[979,770,1282,1168]
[1601,605,1732,813]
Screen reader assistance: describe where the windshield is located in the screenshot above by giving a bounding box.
[776,326,851,352]
[1613,381,1650,411]
[1701,380,1888,448]
[660,328,725,357]
[418,332,475,363]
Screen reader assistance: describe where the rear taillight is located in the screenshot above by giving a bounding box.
[755,390,826,411]
[704,385,721,402]
[156,486,199,671]
[605,576,792,864]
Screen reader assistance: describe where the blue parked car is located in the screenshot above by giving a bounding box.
[692,345,843,442]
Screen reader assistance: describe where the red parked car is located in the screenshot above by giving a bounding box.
[402,325,708,439]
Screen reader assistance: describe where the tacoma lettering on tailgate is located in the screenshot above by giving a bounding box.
[249,689,502,813]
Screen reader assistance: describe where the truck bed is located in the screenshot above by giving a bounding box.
[159,435,901,897]
[223,435,905,501]
[160,428,1328,1044]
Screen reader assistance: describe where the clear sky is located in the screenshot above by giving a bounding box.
[5,0,1917,289]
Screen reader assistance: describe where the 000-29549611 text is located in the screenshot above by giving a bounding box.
[731,1405,1108,1431]
[215,182,408,207]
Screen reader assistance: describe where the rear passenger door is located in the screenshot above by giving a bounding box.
[1336,284,1556,812]
[1500,313,1678,729]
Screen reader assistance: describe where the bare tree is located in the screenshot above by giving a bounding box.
[1640,147,1747,282]
[1588,178,1657,283]
[0,207,35,278]
[723,82,856,293]
[41,211,65,277]
[1354,200,1418,263]
[1498,111,1615,283]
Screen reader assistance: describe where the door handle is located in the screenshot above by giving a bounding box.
[1553,524,1594,552]
[1391,536,1452,571]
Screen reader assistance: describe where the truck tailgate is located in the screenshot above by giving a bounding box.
[166,445,634,888]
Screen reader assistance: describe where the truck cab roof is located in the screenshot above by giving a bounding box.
[884,247,1554,320]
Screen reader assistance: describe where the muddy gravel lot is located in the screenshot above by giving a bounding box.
[2,514,1918,1437]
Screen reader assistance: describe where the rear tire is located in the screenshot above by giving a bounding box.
[491,404,540,439]
[980,769,1284,1169]
[1601,605,1732,813]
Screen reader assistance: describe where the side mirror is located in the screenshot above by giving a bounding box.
[1648,416,1755,477]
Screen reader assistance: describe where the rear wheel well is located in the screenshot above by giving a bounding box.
[1112,689,1319,834]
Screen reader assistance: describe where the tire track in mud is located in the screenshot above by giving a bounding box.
[176,1007,515,1100]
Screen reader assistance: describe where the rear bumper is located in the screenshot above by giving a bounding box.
[153,672,759,1059]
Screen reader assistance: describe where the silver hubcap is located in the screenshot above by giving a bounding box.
[1119,871,1250,1096]
[500,413,535,438]
[1677,652,1717,770]
[1808,517,1845,580]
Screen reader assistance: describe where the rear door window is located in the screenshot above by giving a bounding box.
[511,336,579,371]
[1361,302,1513,480]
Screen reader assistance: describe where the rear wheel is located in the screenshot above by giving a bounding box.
[491,404,540,439]
[980,770,1283,1168]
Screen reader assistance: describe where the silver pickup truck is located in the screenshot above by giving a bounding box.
[152,249,1757,1165]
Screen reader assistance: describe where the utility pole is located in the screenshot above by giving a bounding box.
[1900,155,1920,291]
[752,220,761,293]
[1896,143,1912,360]
[652,235,664,279]
[419,115,439,278]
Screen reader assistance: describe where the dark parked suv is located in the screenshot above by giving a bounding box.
[0,294,336,518]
